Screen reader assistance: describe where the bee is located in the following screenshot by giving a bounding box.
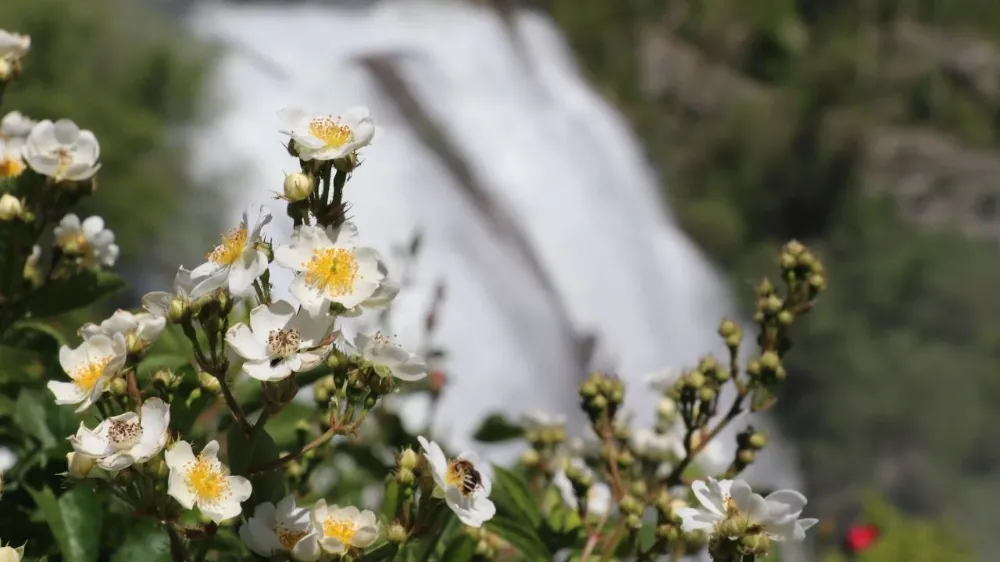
[449,459,483,496]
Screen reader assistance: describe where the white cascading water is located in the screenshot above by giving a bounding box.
[186,1,805,528]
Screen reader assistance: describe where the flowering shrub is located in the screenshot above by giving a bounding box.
[0,31,826,562]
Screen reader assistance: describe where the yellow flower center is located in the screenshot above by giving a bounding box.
[322,518,357,544]
[303,248,358,297]
[73,356,113,392]
[309,117,353,148]
[54,147,74,180]
[0,156,24,178]
[277,526,307,550]
[185,455,230,502]
[206,226,248,266]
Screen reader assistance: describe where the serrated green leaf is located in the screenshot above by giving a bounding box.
[227,424,286,510]
[15,388,74,451]
[110,520,170,562]
[485,516,550,562]
[472,413,524,443]
[28,485,103,562]
[490,465,543,527]
[24,269,126,318]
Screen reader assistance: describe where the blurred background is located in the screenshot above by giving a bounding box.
[6,0,1000,560]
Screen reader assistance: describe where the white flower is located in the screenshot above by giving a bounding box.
[0,139,25,179]
[165,440,252,524]
[339,276,400,318]
[630,427,682,460]
[53,214,119,268]
[69,398,170,471]
[417,436,496,528]
[0,543,24,562]
[552,468,612,517]
[278,106,379,161]
[226,300,333,381]
[80,309,166,352]
[644,368,681,393]
[240,495,320,561]
[274,222,385,315]
[23,119,100,181]
[1,111,35,142]
[311,500,378,554]
[0,193,22,220]
[191,205,271,299]
[0,30,30,59]
[349,331,426,381]
[520,411,567,430]
[47,333,126,412]
[677,478,817,542]
[142,266,197,317]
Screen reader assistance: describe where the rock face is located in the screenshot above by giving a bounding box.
[636,20,1000,247]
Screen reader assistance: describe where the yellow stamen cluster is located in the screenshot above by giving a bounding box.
[73,356,113,392]
[207,226,248,266]
[303,248,358,297]
[185,455,230,502]
[322,518,357,544]
[309,117,353,148]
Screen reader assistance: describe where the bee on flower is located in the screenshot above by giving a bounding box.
[165,440,252,524]
[310,500,378,555]
[278,106,380,162]
[190,205,272,299]
[417,436,496,528]
[47,333,127,412]
[274,222,387,315]
[53,214,119,268]
[240,495,320,561]
[226,300,334,381]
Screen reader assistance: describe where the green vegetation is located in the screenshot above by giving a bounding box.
[5,0,214,279]
[541,0,1000,555]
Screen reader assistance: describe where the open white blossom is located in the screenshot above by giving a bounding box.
[165,440,252,524]
[47,333,126,412]
[69,398,170,471]
[226,300,333,381]
[0,139,24,178]
[23,119,100,181]
[553,468,612,517]
[0,30,30,59]
[340,276,400,317]
[1,111,35,142]
[0,543,24,562]
[142,266,198,317]
[240,495,320,561]
[418,436,496,528]
[350,331,426,381]
[274,222,385,315]
[53,214,119,268]
[278,106,379,161]
[80,309,166,352]
[311,500,378,554]
[191,205,271,298]
[677,478,818,542]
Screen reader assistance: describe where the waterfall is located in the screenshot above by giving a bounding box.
[186,0,804,503]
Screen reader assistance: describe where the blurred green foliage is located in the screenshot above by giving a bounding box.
[541,0,1000,555]
[4,0,214,276]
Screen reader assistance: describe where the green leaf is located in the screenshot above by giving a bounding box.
[111,520,170,562]
[226,423,286,510]
[2,321,67,355]
[382,478,402,521]
[28,485,103,562]
[489,465,543,527]
[359,543,399,561]
[0,345,48,384]
[440,535,478,562]
[472,413,524,443]
[24,269,126,318]
[485,516,550,562]
[15,388,75,451]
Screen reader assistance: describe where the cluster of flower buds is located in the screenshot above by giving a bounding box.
[730,426,769,474]
[579,371,625,425]
[780,239,827,298]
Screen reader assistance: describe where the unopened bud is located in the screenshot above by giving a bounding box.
[67,452,96,479]
[718,319,739,338]
[656,524,681,541]
[110,377,128,396]
[657,397,677,421]
[762,295,782,314]
[167,298,187,324]
[520,448,541,467]
[395,467,415,486]
[387,522,408,543]
[398,448,419,471]
[144,454,169,478]
[283,172,315,202]
[198,371,222,395]
[683,371,705,390]
[756,278,775,298]
[590,395,608,411]
[784,240,805,256]
[475,540,492,557]
[759,351,780,372]
[0,194,23,221]
[617,449,636,468]
[698,387,717,402]
[579,380,599,398]
[334,153,359,173]
[779,252,797,269]
[747,360,762,377]
[740,533,770,556]
[737,449,756,465]
[748,432,768,449]
[629,480,648,497]
[626,513,643,529]
[619,494,643,515]
[778,310,795,325]
[808,273,826,293]
[286,460,304,479]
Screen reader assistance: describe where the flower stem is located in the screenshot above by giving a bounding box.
[217,374,252,434]
[664,392,746,486]
[166,523,188,562]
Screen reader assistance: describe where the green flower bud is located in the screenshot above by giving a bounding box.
[778,310,795,325]
[747,360,762,377]
[748,432,768,450]
[740,533,771,556]
[167,298,188,324]
[756,278,775,298]
[590,394,608,411]
[683,371,706,390]
[629,480,648,497]
[657,397,677,421]
[737,449,756,465]
[808,273,826,293]
[520,448,541,467]
[783,240,805,257]
[110,377,128,396]
[198,371,222,395]
[619,494,643,515]
[284,172,315,202]
[626,513,643,529]
[759,351,780,372]
[718,318,739,338]
[387,522,408,543]
[334,153,359,173]
[579,380,599,398]
[763,295,783,314]
[779,252,797,270]
[395,467,416,486]
[398,448,420,471]
[698,387,717,402]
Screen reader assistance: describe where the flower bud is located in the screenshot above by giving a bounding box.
[0,194,23,221]
[589,394,608,411]
[153,369,180,391]
[656,523,680,542]
[144,454,169,479]
[398,448,419,471]
[698,387,717,403]
[283,172,314,202]
[110,377,128,396]
[617,449,636,468]
[778,310,795,325]
[718,318,739,338]
[626,513,643,529]
[579,379,599,398]
[334,153,359,173]
[619,494,643,515]
[475,540,493,557]
[762,295,783,314]
[740,533,770,556]
[629,480,647,497]
[808,273,826,293]
[657,397,677,421]
[759,351,780,372]
[783,240,805,256]
[0,544,24,562]
[198,371,222,395]
[167,298,188,324]
[286,460,304,479]
[387,522,408,543]
[737,449,756,465]
[779,252,797,270]
[748,432,768,450]
[747,360,762,377]
[756,278,775,298]
[683,371,705,390]
[67,452,96,479]
[0,59,11,81]
[520,448,541,467]
[395,467,415,486]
